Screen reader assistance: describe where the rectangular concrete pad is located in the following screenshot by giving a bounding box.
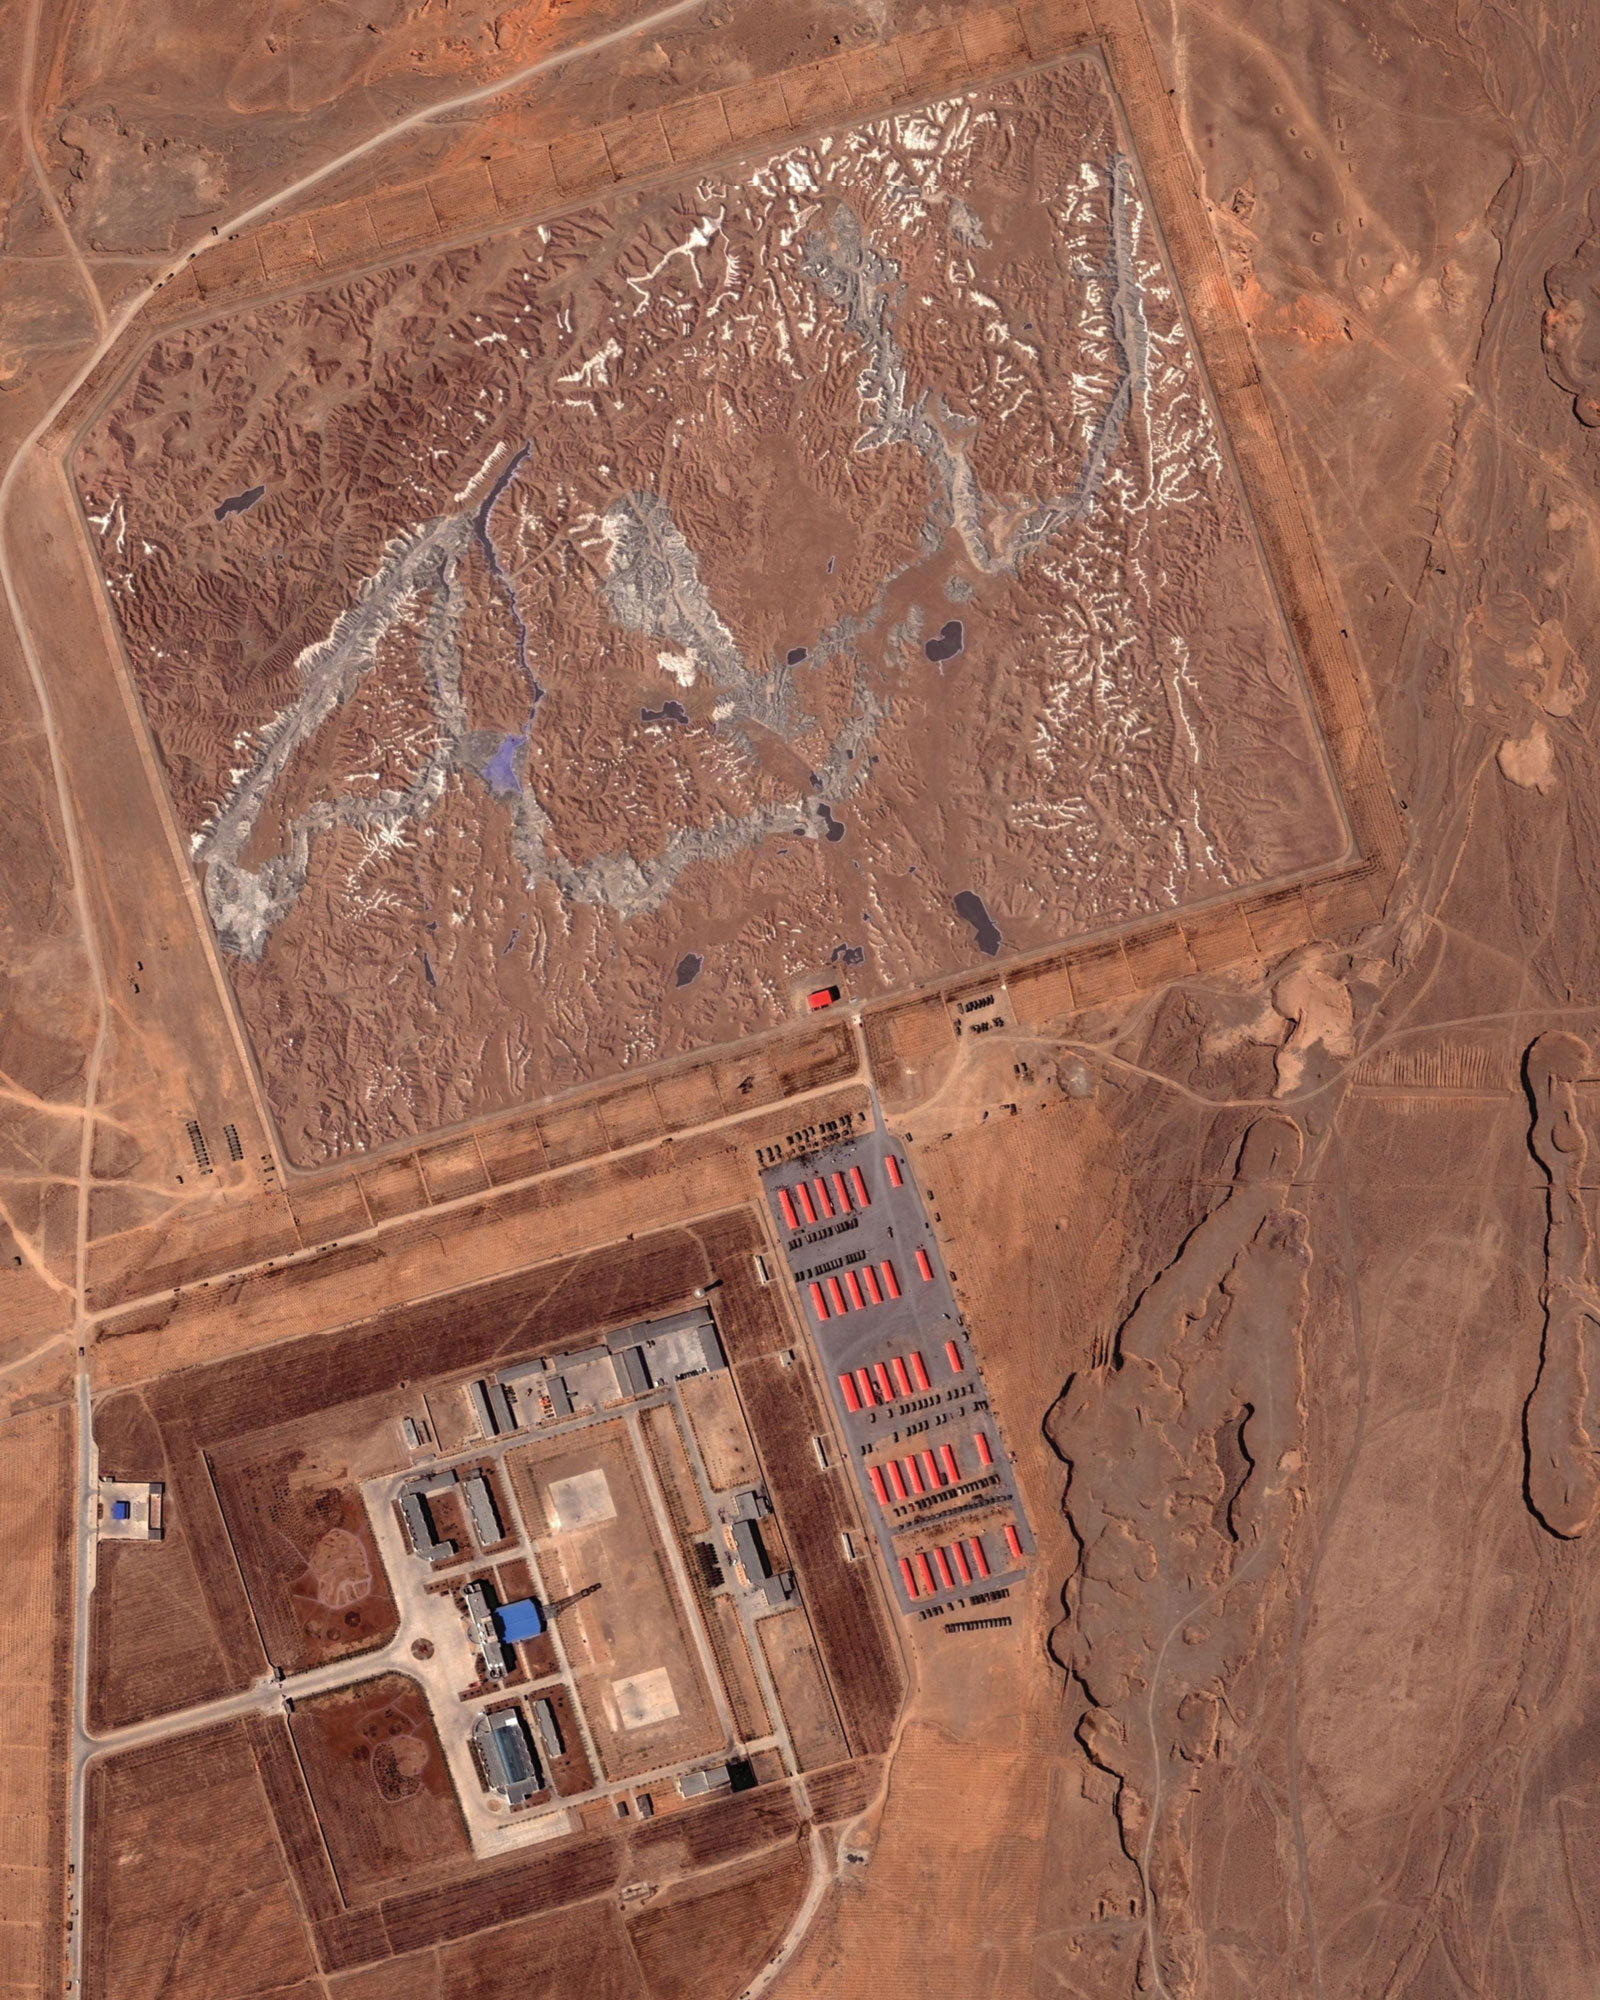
[489,147,560,214]
[367,185,439,248]
[549,128,614,196]
[660,93,734,163]
[720,77,792,146]
[603,113,674,180]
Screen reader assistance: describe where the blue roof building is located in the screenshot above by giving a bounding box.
[496,1598,544,1643]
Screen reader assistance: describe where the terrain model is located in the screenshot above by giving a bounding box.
[75,58,1345,1163]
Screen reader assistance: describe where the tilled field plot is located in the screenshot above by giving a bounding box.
[289,1673,471,1901]
[75,55,1346,1164]
[209,1450,399,1672]
[83,1722,318,2000]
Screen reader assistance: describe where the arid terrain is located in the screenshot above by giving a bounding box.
[74,55,1345,1163]
[5,0,1600,1998]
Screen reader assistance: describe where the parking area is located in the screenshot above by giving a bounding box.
[761,1133,1034,1618]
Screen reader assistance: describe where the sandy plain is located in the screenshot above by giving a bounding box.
[6,1,1600,1999]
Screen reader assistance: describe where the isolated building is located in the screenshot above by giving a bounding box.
[678,1764,733,1798]
[98,1480,163,1542]
[399,1468,460,1561]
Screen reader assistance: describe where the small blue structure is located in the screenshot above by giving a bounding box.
[111,1499,131,1522]
[495,1598,544,1643]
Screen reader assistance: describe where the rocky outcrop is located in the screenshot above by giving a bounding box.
[1048,1113,1310,1997]
[1524,1031,1600,1537]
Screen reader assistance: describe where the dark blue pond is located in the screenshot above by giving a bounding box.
[954,890,1002,957]
[925,618,965,664]
[214,485,265,522]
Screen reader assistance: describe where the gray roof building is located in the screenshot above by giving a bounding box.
[531,1696,564,1762]
[400,1489,455,1564]
[732,1515,773,1584]
[473,1708,542,1806]
[678,1763,733,1798]
[615,1346,651,1397]
[469,1379,518,1439]
[462,1472,502,1548]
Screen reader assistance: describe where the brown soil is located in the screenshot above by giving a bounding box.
[625,1838,810,2000]
[289,1674,471,1902]
[210,1452,400,1671]
[507,1421,724,1781]
[757,1605,849,1771]
[16,0,1600,1996]
[72,53,1342,1166]
[83,1723,318,2000]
